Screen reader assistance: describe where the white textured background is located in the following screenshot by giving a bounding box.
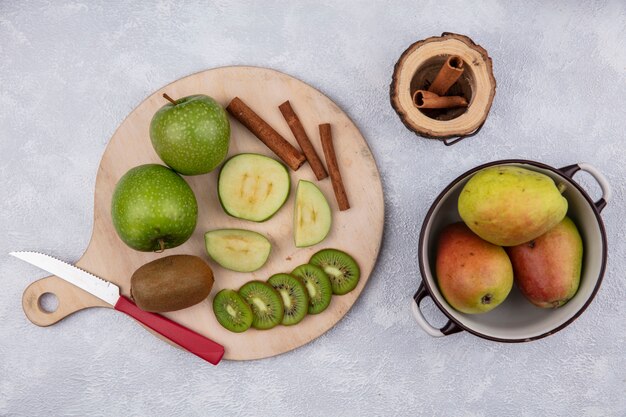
[2,1,626,416]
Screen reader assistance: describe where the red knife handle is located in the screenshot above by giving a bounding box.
[114,296,224,365]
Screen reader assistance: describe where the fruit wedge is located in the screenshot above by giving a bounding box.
[218,153,290,222]
[205,229,271,272]
[294,180,332,247]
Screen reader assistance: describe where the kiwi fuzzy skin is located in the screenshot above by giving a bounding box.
[131,255,214,312]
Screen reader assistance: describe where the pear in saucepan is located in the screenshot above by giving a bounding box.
[436,223,513,314]
[458,166,568,246]
[506,217,582,308]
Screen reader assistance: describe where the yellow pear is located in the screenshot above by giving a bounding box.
[458,166,567,246]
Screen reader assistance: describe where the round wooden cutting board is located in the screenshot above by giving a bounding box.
[22,66,385,361]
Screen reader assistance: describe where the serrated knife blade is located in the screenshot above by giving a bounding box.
[10,251,120,305]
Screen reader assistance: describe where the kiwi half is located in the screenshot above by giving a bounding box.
[212,289,253,333]
[310,249,360,295]
[268,273,309,326]
[238,281,284,330]
[291,264,333,314]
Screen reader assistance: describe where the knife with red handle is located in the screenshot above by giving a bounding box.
[11,251,225,365]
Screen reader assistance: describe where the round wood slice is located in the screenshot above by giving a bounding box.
[390,33,496,140]
[21,66,385,361]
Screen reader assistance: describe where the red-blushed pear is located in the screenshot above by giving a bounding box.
[436,223,513,314]
[506,217,582,308]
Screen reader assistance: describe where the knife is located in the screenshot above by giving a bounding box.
[10,251,225,365]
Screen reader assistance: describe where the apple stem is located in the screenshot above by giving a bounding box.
[156,239,166,253]
[162,93,177,105]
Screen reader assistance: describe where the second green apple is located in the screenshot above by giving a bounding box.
[111,164,197,251]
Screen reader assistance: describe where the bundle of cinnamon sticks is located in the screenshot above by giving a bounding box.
[226,97,350,211]
[414,55,468,110]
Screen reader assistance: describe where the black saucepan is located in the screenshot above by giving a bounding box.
[411,160,611,342]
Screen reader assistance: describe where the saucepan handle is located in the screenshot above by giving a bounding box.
[411,282,463,337]
[559,163,612,213]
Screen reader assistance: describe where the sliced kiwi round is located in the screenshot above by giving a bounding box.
[268,273,309,326]
[238,281,284,330]
[310,249,360,295]
[212,289,253,333]
[291,264,332,314]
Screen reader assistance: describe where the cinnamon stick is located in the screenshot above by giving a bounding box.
[413,90,468,109]
[319,123,350,211]
[226,97,306,171]
[279,100,328,180]
[412,89,438,102]
[428,55,464,96]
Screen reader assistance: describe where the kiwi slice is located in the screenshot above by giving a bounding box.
[310,249,360,295]
[291,264,333,314]
[238,281,284,330]
[212,289,253,333]
[268,273,309,326]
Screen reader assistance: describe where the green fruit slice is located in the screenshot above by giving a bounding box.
[238,281,284,330]
[291,264,333,314]
[204,229,271,272]
[213,289,253,333]
[310,249,360,295]
[294,180,332,247]
[218,153,290,222]
[268,274,309,326]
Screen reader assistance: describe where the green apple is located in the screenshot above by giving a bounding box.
[111,164,198,251]
[149,94,230,175]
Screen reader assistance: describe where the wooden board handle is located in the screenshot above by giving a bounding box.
[22,275,110,327]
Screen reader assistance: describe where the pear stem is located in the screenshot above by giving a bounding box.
[156,239,166,253]
[163,93,177,105]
